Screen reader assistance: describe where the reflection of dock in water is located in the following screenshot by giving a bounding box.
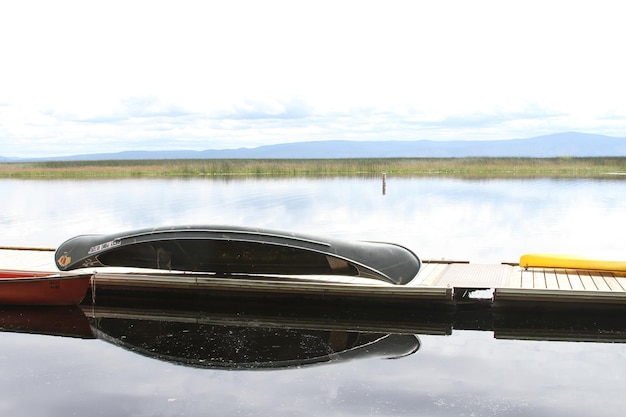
[3,300,626,346]
[2,299,626,373]
[82,301,626,345]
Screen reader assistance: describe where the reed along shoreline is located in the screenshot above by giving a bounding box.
[1,157,625,179]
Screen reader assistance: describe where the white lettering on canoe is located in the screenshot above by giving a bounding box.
[88,239,121,254]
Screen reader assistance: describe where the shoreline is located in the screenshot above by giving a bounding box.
[1,157,625,179]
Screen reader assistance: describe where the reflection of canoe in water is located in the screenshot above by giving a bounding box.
[55,225,421,285]
[520,254,626,272]
[89,310,420,370]
[0,270,92,305]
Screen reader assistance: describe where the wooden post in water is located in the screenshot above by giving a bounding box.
[382,172,387,195]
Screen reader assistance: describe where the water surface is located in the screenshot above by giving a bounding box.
[1,176,626,416]
[3,176,625,262]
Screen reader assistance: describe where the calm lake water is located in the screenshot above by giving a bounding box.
[1,176,626,416]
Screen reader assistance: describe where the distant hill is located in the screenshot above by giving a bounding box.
[4,132,626,161]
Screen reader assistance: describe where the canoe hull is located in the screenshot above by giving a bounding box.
[0,270,92,305]
[519,254,626,272]
[54,225,421,285]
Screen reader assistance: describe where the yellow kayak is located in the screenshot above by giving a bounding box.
[519,253,626,272]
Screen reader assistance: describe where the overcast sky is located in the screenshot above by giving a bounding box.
[1,1,625,157]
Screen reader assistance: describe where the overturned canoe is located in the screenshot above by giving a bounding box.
[55,225,421,285]
[519,253,626,272]
[0,270,93,305]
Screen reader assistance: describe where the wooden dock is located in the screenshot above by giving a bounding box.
[1,247,626,309]
[418,260,626,307]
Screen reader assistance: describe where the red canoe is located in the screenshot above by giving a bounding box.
[0,270,93,305]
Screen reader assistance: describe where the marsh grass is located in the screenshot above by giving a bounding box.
[1,157,625,179]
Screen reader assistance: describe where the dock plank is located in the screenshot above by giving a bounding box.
[544,269,559,290]
[507,267,522,288]
[0,248,56,271]
[413,262,449,286]
[612,275,626,292]
[568,271,586,291]
[592,275,612,292]
[494,288,626,305]
[533,270,547,289]
[578,271,598,291]
[520,269,534,289]
[433,264,512,288]
[555,271,571,290]
[91,271,455,302]
[615,275,626,292]
[602,274,624,292]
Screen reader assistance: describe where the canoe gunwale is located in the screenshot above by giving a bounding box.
[91,227,334,252]
[0,272,94,283]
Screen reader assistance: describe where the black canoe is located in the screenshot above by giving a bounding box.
[55,225,420,285]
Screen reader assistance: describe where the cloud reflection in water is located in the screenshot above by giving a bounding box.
[3,176,624,263]
[2,323,626,416]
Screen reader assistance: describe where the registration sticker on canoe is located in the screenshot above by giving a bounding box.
[88,239,121,254]
[57,255,72,267]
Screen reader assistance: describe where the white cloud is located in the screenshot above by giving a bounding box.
[2,1,626,157]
